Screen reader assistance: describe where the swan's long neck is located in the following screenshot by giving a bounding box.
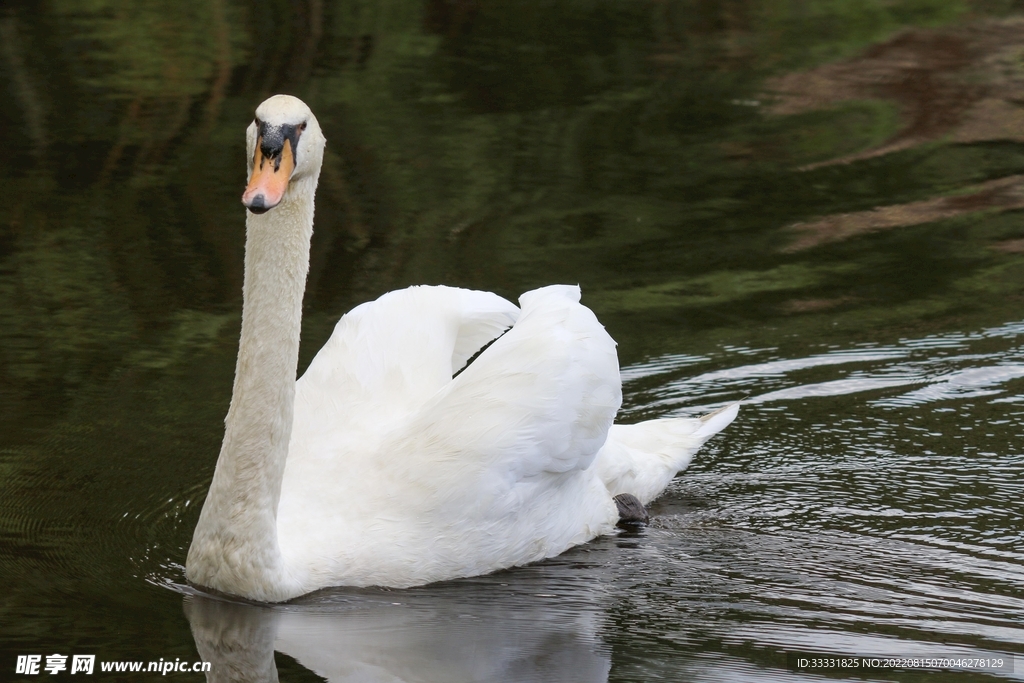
[186,176,316,602]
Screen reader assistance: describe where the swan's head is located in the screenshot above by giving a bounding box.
[242,95,326,214]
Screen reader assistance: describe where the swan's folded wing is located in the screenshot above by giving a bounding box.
[384,285,622,509]
[293,285,520,432]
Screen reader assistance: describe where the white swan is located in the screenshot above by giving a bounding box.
[185,95,738,602]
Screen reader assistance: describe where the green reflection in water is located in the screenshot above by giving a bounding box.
[1,0,1023,680]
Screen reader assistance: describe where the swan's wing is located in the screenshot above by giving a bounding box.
[280,285,621,585]
[385,285,622,508]
[293,285,520,430]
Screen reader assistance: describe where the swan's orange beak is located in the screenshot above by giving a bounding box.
[242,136,295,214]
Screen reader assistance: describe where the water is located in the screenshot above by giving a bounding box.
[2,1,1024,680]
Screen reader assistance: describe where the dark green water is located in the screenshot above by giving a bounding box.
[2,1,1023,680]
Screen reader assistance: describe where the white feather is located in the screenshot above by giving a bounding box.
[594,403,740,505]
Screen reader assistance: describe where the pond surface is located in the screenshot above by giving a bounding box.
[2,1,1023,681]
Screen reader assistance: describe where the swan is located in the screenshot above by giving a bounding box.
[185,94,738,603]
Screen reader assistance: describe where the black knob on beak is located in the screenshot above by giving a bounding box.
[245,194,270,214]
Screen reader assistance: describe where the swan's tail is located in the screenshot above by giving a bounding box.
[594,403,739,505]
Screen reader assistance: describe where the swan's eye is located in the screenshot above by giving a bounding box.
[298,122,307,132]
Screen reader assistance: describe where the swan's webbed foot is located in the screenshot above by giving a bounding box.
[613,493,649,528]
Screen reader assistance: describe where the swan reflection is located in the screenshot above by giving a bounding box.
[184,575,611,683]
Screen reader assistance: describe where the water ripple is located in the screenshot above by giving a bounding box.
[623,319,1024,414]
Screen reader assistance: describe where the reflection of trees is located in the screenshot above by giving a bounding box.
[784,175,1024,252]
[768,19,1024,167]
[0,15,47,154]
[0,0,336,439]
[2,0,1024,442]
[766,17,1024,261]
